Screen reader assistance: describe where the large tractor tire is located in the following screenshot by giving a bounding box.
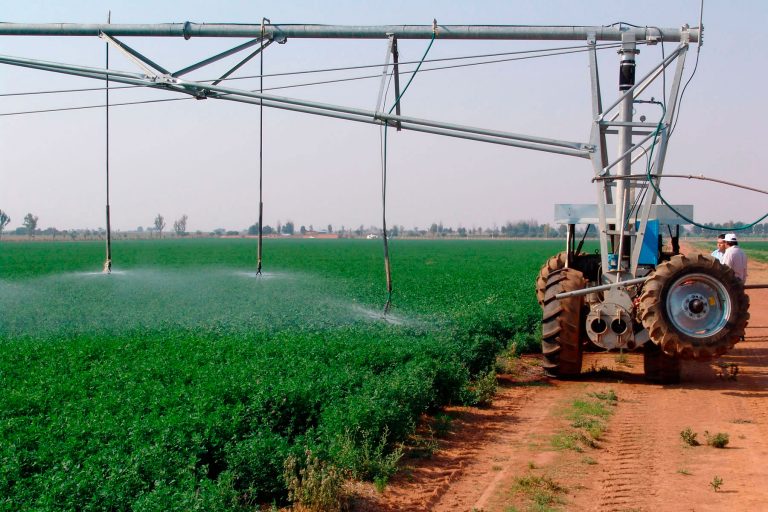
[638,254,749,361]
[541,268,586,378]
[643,342,681,384]
[536,252,568,304]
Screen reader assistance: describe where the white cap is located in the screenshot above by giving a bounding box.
[724,233,737,242]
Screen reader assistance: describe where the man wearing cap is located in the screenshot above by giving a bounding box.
[722,233,748,283]
[711,233,727,263]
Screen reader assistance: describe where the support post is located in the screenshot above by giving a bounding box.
[615,31,638,276]
[587,33,611,274]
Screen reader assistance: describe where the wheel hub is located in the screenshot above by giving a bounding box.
[666,274,730,338]
[682,293,709,319]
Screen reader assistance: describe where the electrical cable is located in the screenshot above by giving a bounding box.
[0,83,137,97]
[0,96,189,117]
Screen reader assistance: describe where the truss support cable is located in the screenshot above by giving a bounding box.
[103,11,112,274]
[172,37,265,78]
[381,25,437,313]
[211,39,273,87]
[256,18,270,276]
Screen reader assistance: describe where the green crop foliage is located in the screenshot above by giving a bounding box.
[0,238,558,509]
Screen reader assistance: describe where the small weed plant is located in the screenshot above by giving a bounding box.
[680,427,700,446]
[373,475,388,494]
[406,428,439,459]
[705,431,730,449]
[553,389,617,450]
[512,474,567,510]
[472,369,498,407]
[588,389,618,403]
[334,428,402,480]
[432,413,453,438]
[551,431,585,452]
[614,350,630,366]
[568,389,618,448]
[284,451,346,512]
[710,475,724,492]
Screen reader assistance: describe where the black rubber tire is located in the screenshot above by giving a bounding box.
[541,268,586,378]
[536,252,567,304]
[638,254,749,361]
[643,342,681,384]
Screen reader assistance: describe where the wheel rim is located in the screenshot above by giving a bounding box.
[665,272,731,338]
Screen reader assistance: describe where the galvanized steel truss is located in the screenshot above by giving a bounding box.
[0,21,700,278]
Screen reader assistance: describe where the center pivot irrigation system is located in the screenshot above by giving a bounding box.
[0,19,759,382]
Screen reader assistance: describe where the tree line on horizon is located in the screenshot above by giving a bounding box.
[1,209,767,240]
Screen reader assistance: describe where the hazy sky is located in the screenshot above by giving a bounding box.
[0,0,765,232]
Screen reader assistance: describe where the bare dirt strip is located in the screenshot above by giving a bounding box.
[353,254,768,511]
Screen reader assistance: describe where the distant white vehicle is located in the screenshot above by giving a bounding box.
[366,234,379,239]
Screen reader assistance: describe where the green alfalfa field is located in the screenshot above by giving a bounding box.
[0,238,559,510]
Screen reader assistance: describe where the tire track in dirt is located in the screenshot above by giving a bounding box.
[594,386,657,512]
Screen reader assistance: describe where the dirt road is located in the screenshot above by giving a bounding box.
[355,260,768,511]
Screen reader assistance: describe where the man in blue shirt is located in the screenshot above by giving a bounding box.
[711,233,726,263]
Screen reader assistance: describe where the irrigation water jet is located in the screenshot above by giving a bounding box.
[235,270,292,280]
[347,304,418,327]
[76,270,128,276]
